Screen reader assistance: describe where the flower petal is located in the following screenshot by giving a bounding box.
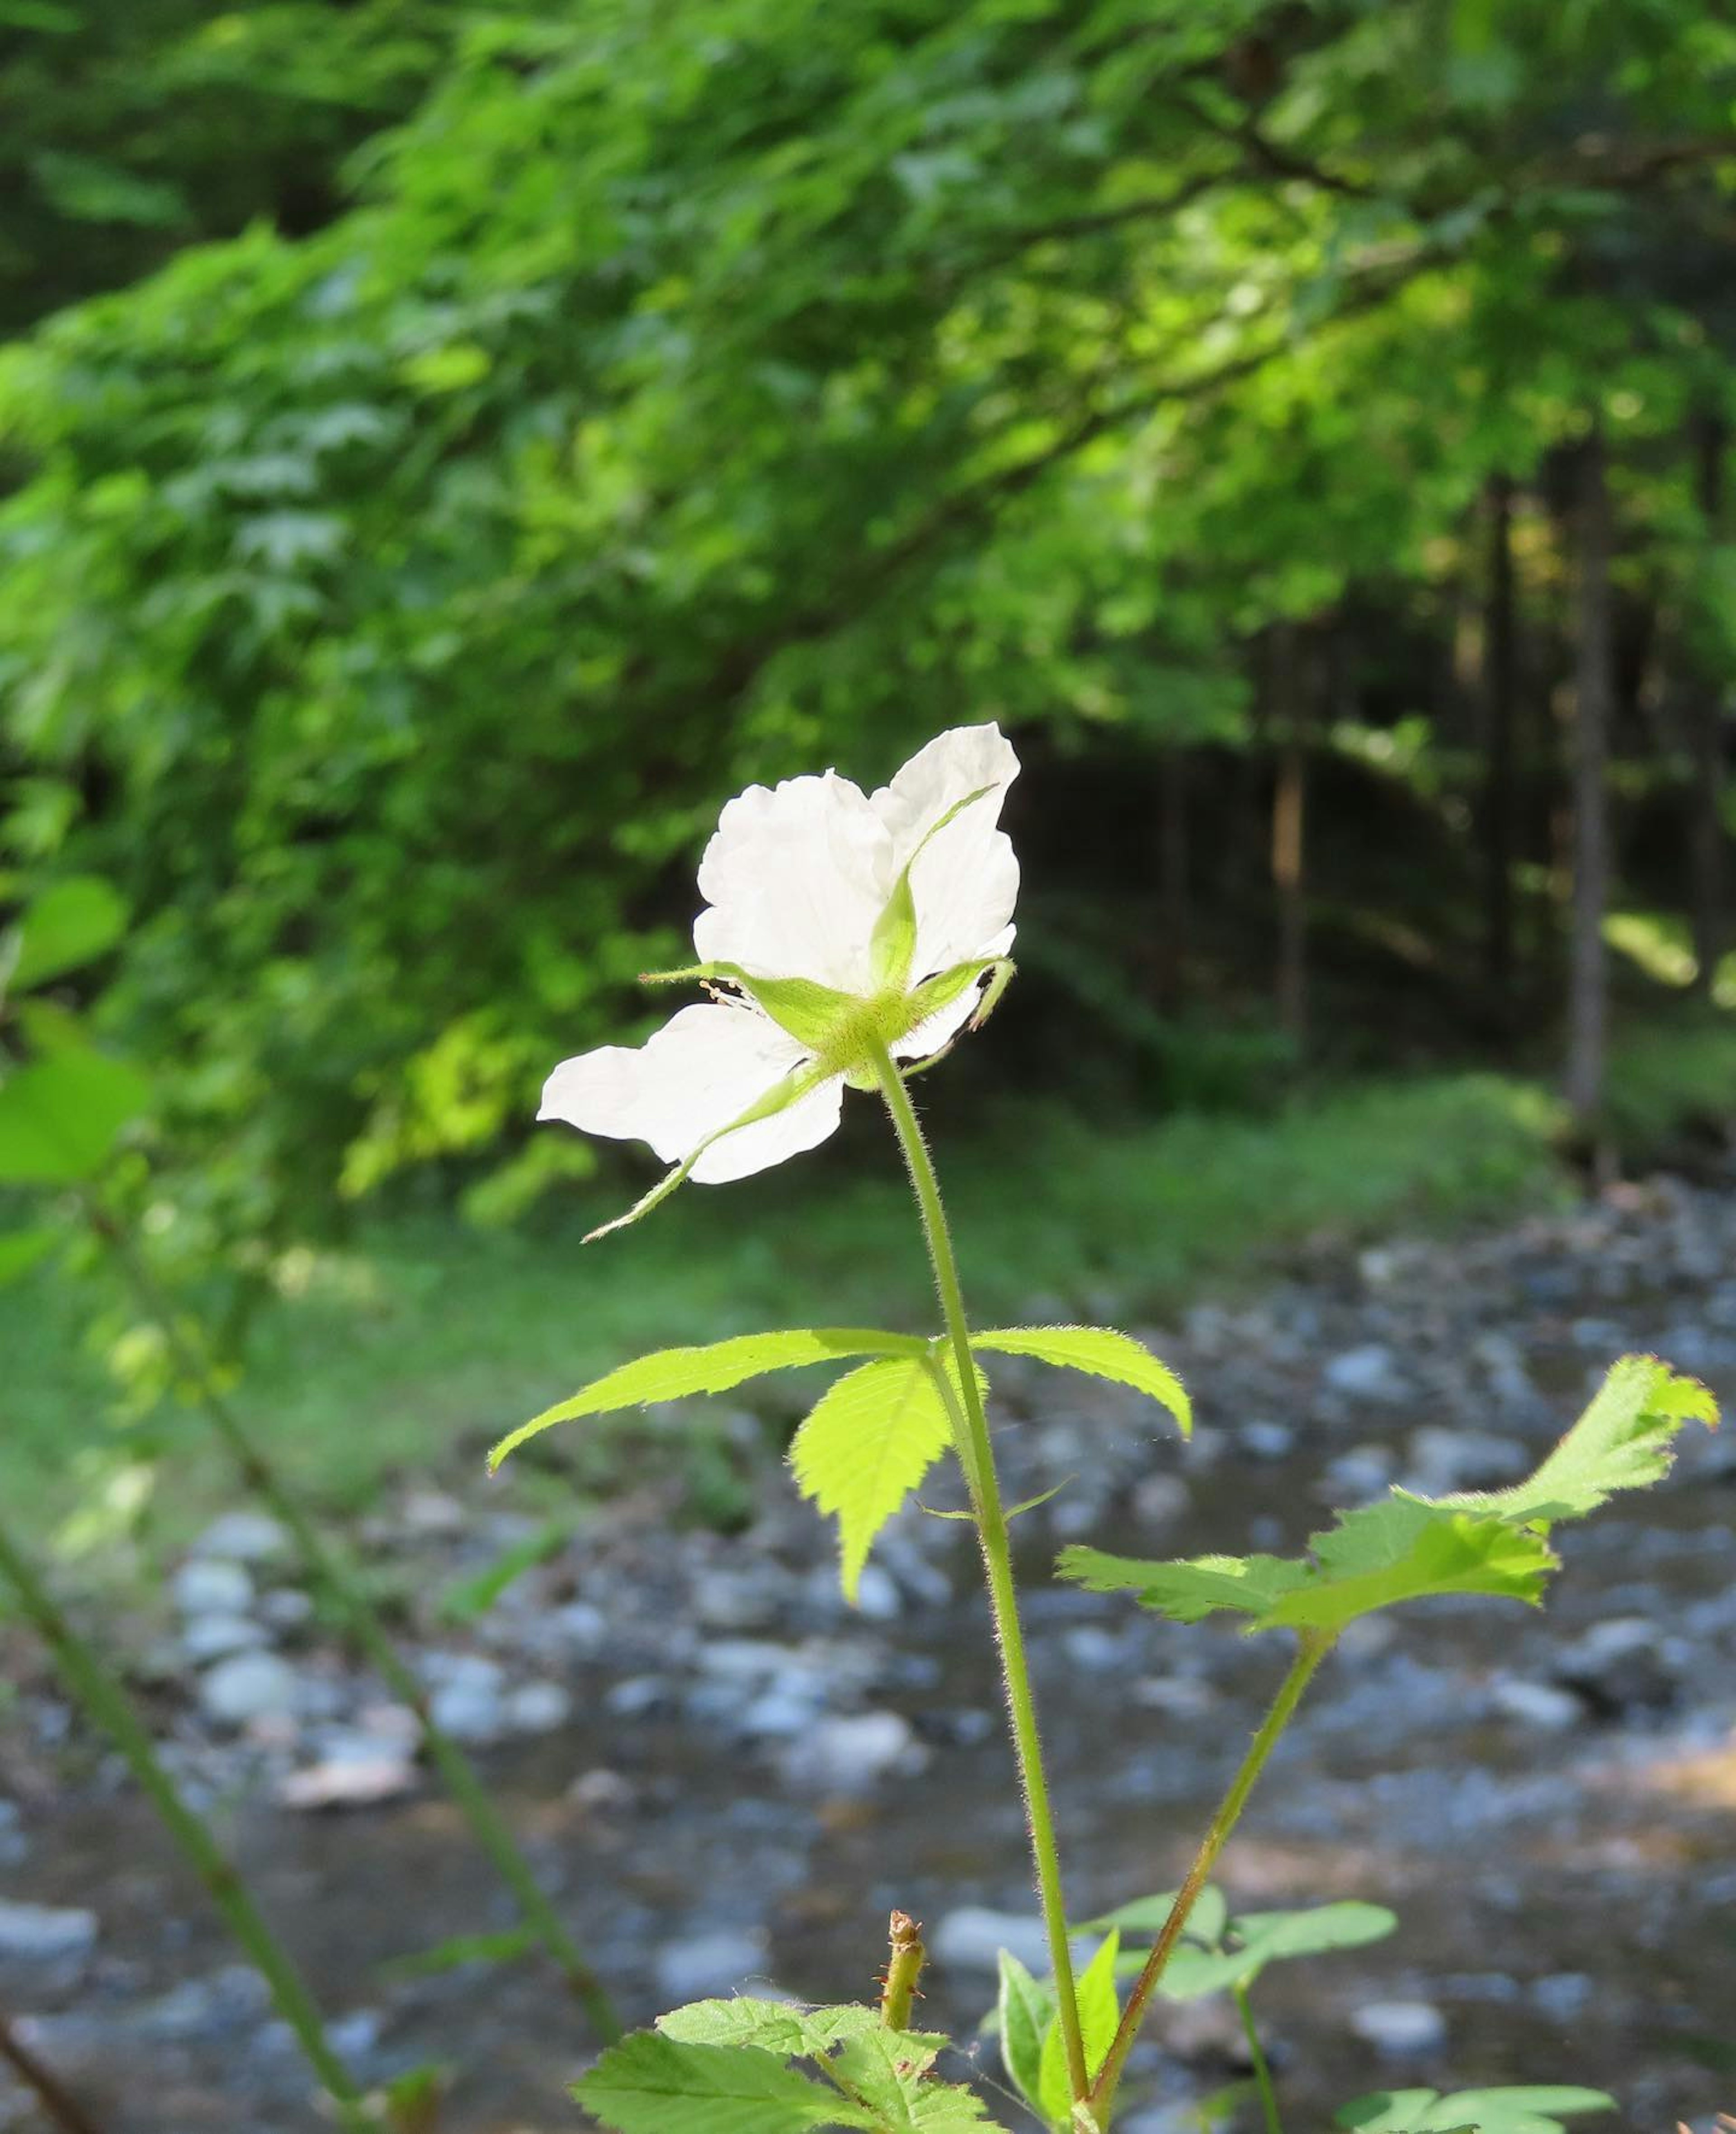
[694,771,895,992]
[540,1001,829,1181]
[873,725,1020,981]
[690,1070,845,1181]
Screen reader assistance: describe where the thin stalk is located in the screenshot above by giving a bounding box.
[1089,1631,1333,2119]
[85,1204,622,2044]
[866,1037,1089,2106]
[0,1516,372,2133]
[1234,1983,1282,2134]
[0,2008,104,2134]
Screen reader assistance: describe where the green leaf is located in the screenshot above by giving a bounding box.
[1057,1548,1310,1624]
[1085,1885,1227,1947]
[996,1952,1053,2113]
[489,1328,923,1469]
[791,1350,973,1602]
[658,1998,879,2056]
[1156,1903,1396,2001]
[0,1228,56,1284]
[1335,2087,1614,2134]
[827,2027,1006,2130]
[1038,1931,1119,2124]
[0,1046,151,1184]
[1438,1355,1717,1527]
[572,2032,849,2134]
[972,1329,1190,1436]
[380,1924,540,1981]
[437,1516,573,1621]
[5,877,127,993]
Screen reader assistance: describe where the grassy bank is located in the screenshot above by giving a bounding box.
[7,1021,1733,1563]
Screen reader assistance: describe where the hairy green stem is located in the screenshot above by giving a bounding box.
[1234,1983,1283,2134]
[0,2007,104,2134]
[0,1516,372,2131]
[867,1037,1089,2105]
[1089,1631,1333,2119]
[85,1204,622,2044]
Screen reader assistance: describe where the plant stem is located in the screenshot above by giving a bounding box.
[1089,1631,1334,2119]
[0,1516,373,2133]
[0,2007,104,2134]
[85,1203,622,2044]
[1234,1983,1283,2134]
[867,1038,1089,2106]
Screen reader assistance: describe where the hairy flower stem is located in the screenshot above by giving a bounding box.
[0,1516,373,2133]
[868,1038,1090,2105]
[1090,1632,1334,2120]
[85,1203,622,2045]
[1234,1983,1283,2134]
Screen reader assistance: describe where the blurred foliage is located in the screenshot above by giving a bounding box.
[0,0,1733,1263]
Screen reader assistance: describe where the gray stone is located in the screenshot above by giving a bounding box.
[0,1800,25,1869]
[692,1567,784,1632]
[1240,1420,1296,1460]
[1553,1617,1679,1716]
[129,1964,270,2037]
[779,1712,924,1792]
[1132,1473,1190,1524]
[930,1907,1050,1977]
[654,1926,769,2002]
[190,1512,290,1563]
[504,1681,573,1734]
[1490,1679,1582,1733]
[851,1564,902,1621]
[604,1676,672,1719]
[1325,1344,1404,1400]
[1063,1626,1127,1674]
[198,1651,304,1728]
[0,1901,97,1967]
[1400,1426,1527,1497]
[180,1612,269,1663]
[258,1589,316,1633]
[172,1557,255,1618]
[552,1600,608,1653]
[1349,2000,1447,2055]
[1530,1973,1594,2020]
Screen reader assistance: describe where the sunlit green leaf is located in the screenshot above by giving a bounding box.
[996,1951,1053,2114]
[657,1999,879,2056]
[5,877,127,994]
[0,1046,151,1184]
[972,1328,1189,1437]
[1038,1931,1118,2125]
[571,2032,847,2134]
[489,1328,924,1468]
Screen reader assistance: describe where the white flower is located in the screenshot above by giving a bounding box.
[540,723,1019,1231]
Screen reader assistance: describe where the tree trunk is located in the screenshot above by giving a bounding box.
[1157,745,1189,1006]
[1690,408,1726,998]
[1482,472,1518,1011]
[1270,621,1308,1051]
[1565,426,1612,1137]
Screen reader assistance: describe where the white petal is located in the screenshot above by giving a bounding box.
[871,722,1020,864]
[693,771,895,991]
[539,1001,818,1173]
[689,1071,845,1182]
[872,724,1020,981]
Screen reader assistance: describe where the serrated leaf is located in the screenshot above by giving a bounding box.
[5,877,127,993]
[827,2028,1006,2131]
[972,1328,1190,1436]
[0,1046,152,1183]
[1062,1500,1554,1637]
[0,1228,56,1284]
[1438,1355,1717,1527]
[489,1327,923,1468]
[658,1997,879,2056]
[1038,1931,1118,2125]
[792,1352,976,1601]
[572,2032,851,2134]
[996,1951,1054,2112]
[1335,2087,1614,2134]
[1057,1548,1309,1623]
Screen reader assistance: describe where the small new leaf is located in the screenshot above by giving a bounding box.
[1038,1932,1119,2127]
[972,1328,1189,1437]
[792,1352,977,1601]
[572,2032,848,2134]
[1154,1902,1396,2002]
[995,1951,1053,2113]
[1434,1354,1716,1528]
[489,1327,923,1468]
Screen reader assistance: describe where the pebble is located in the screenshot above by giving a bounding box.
[172,1558,255,1619]
[1349,2000,1447,2055]
[198,1651,305,1728]
[1552,1618,1679,1716]
[1400,1426,1528,1497]
[653,1926,769,2003]
[1325,1344,1405,1400]
[504,1681,573,1734]
[929,1907,1050,1976]
[0,1900,98,1968]
[180,1613,269,1663]
[190,1512,290,1564]
[851,1563,902,1621]
[778,1711,924,1792]
[1490,1679,1582,1733]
